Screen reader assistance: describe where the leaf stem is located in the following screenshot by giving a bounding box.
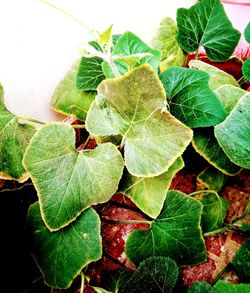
[189,189,217,196]
[72,124,86,129]
[109,56,121,77]
[195,50,199,60]
[17,116,46,125]
[80,272,85,293]
[102,218,152,225]
[211,264,230,285]
[82,135,91,149]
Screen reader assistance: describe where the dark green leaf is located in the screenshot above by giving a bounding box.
[215,93,250,169]
[23,123,124,231]
[160,67,227,128]
[244,22,250,44]
[51,61,96,120]
[126,190,206,266]
[177,0,240,61]
[192,128,241,175]
[188,281,217,293]
[76,56,106,90]
[240,222,250,232]
[27,203,102,289]
[214,280,250,292]
[101,270,133,293]
[121,257,178,293]
[243,58,250,82]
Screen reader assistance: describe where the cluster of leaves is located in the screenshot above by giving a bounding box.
[1,0,250,292]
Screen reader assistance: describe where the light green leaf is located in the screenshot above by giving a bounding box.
[27,202,102,289]
[23,123,124,231]
[87,65,192,177]
[0,90,36,181]
[99,24,113,50]
[244,22,250,44]
[189,60,240,90]
[126,190,206,266]
[215,93,250,169]
[177,0,240,61]
[196,191,228,233]
[51,61,96,120]
[243,58,250,82]
[76,56,106,90]
[197,166,228,192]
[151,17,186,72]
[215,85,245,114]
[188,282,216,293]
[160,67,227,128]
[119,157,184,218]
[113,53,153,67]
[192,128,241,175]
[121,257,179,293]
[214,280,250,293]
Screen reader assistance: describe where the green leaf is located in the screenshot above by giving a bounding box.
[214,93,250,169]
[51,61,96,120]
[240,222,250,232]
[151,17,186,72]
[188,281,217,293]
[126,190,206,266]
[192,128,241,175]
[99,24,113,50]
[86,65,192,177]
[23,123,124,231]
[0,91,36,181]
[197,166,228,192]
[196,191,228,233]
[243,58,250,82]
[177,0,240,61]
[160,67,227,128]
[214,280,250,293]
[189,60,240,90]
[101,270,133,293]
[232,237,250,281]
[121,257,178,293]
[215,85,245,114]
[119,157,184,218]
[27,202,102,289]
[76,56,106,90]
[244,22,250,44]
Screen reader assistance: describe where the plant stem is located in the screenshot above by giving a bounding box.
[102,218,152,225]
[82,135,91,149]
[211,264,230,285]
[17,116,46,125]
[80,272,85,293]
[109,57,121,77]
[203,226,230,237]
[195,50,199,60]
[119,136,126,150]
[72,124,86,129]
[189,189,217,196]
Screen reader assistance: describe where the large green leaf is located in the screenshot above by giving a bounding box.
[192,128,241,175]
[214,93,250,169]
[51,61,96,120]
[243,58,250,82]
[126,190,206,266]
[76,56,106,90]
[119,157,184,218]
[86,65,192,177]
[27,203,102,289]
[23,123,124,231]
[188,282,216,293]
[214,280,250,293]
[189,60,239,90]
[121,257,179,293]
[196,191,228,233]
[151,17,186,72]
[101,270,133,293]
[244,22,250,44]
[0,88,36,181]
[177,0,240,61]
[160,67,227,128]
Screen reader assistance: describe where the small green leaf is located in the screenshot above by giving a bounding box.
[87,65,192,177]
[126,190,206,266]
[160,67,227,128]
[119,157,184,218]
[177,0,240,61]
[215,85,245,114]
[243,58,250,82]
[99,24,113,50]
[196,191,228,233]
[240,222,250,232]
[121,257,178,293]
[51,61,96,120]
[192,128,241,175]
[27,202,102,289]
[76,56,106,90]
[244,22,250,44]
[113,53,153,68]
[23,123,124,231]
[232,237,250,281]
[151,17,186,72]
[101,270,133,293]
[197,166,228,192]
[189,60,240,90]
[215,93,250,169]
[188,281,217,293]
[214,280,250,293]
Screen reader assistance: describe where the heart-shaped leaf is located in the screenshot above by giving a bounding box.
[51,61,96,120]
[244,22,250,44]
[160,67,227,128]
[0,85,36,181]
[242,58,250,82]
[119,157,184,218]
[86,65,192,177]
[215,93,250,169]
[23,123,124,231]
[27,202,102,289]
[125,190,206,266]
[177,0,240,61]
